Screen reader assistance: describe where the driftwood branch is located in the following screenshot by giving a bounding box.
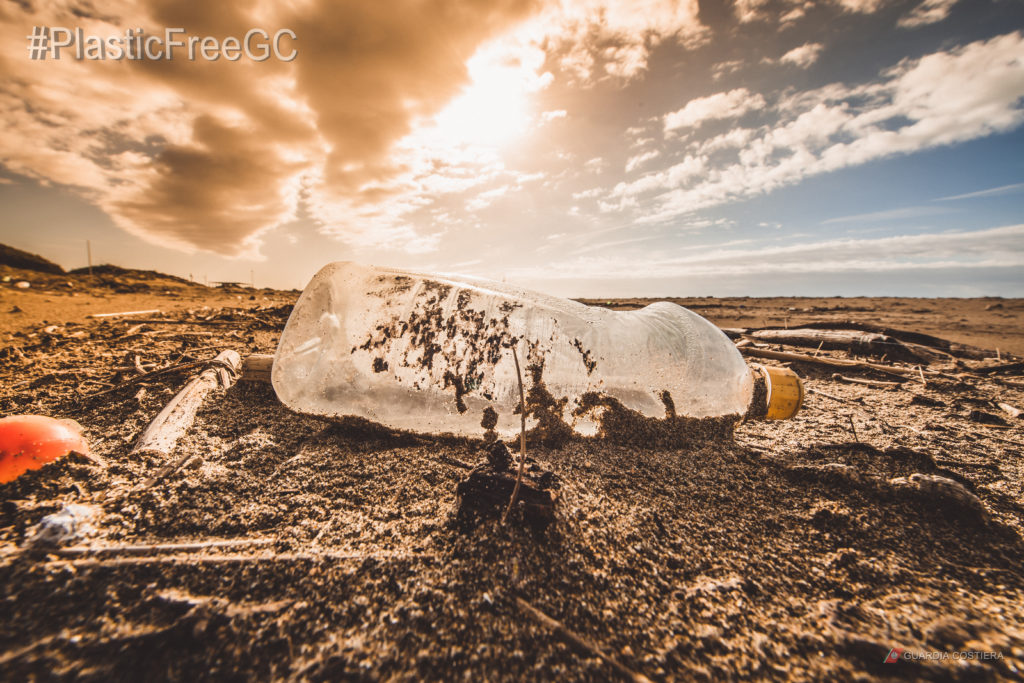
[744,321,1012,361]
[132,350,241,457]
[746,328,945,363]
[739,347,930,380]
[515,597,652,683]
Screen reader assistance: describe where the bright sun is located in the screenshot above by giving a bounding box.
[433,72,530,147]
[428,43,542,148]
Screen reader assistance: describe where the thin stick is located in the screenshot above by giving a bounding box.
[47,550,431,569]
[740,347,928,380]
[975,432,1024,447]
[847,414,859,442]
[118,318,241,326]
[141,452,197,488]
[807,388,856,404]
[502,345,527,525]
[89,309,162,319]
[86,358,216,397]
[55,538,273,557]
[515,597,652,683]
[831,373,902,388]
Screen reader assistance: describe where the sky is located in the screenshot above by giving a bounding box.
[1,0,1023,297]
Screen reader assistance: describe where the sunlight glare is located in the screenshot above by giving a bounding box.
[427,41,548,149]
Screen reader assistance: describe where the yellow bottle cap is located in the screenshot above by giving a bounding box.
[759,365,804,420]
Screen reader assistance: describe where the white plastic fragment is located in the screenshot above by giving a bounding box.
[26,503,101,547]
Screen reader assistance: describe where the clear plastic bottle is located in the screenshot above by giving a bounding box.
[272,262,795,438]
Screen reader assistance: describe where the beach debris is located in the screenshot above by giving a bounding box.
[832,373,902,389]
[88,309,163,319]
[973,361,1024,375]
[846,414,860,442]
[53,538,274,558]
[910,394,945,407]
[889,473,986,516]
[239,353,274,383]
[515,597,652,683]
[740,347,929,381]
[998,402,1021,419]
[786,462,865,487]
[273,262,796,441]
[0,415,90,483]
[132,350,241,457]
[968,410,1009,427]
[746,328,944,363]
[26,503,100,547]
[14,280,30,289]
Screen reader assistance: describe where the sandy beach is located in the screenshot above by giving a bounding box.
[1,263,1022,680]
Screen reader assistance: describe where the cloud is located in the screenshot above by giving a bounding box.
[821,205,954,224]
[465,185,511,211]
[734,0,888,24]
[0,0,547,256]
[898,0,959,28]
[625,150,660,172]
[663,88,766,133]
[542,109,568,121]
[710,59,744,81]
[779,42,824,68]
[609,155,706,202]
[618,31,1024,224]
[507,224,1024,280]
[0,0,716,256]
[937,182,1024,201]
[834,0,887,12]
[497,0,707,87]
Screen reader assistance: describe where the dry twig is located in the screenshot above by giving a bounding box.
[515,597,652,683]
[740,347,928,381]
[55,538,273,557]
[831,373,902,388]
[502,345,528,525]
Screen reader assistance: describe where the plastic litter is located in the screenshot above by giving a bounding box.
[0,415,90,483]
[26,503,100,547]
[273,262,802,437]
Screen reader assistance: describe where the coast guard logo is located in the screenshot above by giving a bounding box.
[884,647,904,663]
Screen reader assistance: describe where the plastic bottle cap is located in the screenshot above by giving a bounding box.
[760,365,804,420]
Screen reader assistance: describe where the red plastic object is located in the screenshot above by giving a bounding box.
[0,415,89,483]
